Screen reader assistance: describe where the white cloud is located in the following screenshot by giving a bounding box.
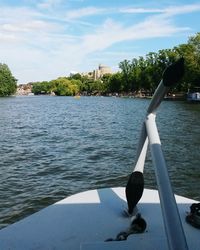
[65,7,106,19]
[120,7,163,14]
[37,0,63,9]
[2,20,52,33]
[164,3,200,15]
[120,3,200,16]
[79,15,188,56]
[0,2,199,83]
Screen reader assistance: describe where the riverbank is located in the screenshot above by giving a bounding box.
[15,83,186,100]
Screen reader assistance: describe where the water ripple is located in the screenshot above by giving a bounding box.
[0,96,199,228]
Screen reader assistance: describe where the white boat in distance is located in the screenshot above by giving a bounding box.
[0,58,199,250]
[187,87,200,102]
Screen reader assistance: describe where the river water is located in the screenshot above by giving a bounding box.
[0,96,199,229]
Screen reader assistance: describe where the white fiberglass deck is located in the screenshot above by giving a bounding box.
[0,187,199,250]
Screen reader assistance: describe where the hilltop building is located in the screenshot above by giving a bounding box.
[82,64,112,80]
[94,64,112,80]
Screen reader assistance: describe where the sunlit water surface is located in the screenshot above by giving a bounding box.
[0,96,199,228]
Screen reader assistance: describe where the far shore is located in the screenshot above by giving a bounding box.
[14,90,186,101]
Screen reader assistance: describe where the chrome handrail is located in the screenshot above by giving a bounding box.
[127,58,188,250]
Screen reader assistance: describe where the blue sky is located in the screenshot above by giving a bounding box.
[0,0,200,84]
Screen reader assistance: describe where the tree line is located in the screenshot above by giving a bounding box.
[1,33,200,97]
[32,32,200,96]
[117,32,200,94]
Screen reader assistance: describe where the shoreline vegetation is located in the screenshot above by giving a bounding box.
[1,33,200,98]
[15,86,186,101]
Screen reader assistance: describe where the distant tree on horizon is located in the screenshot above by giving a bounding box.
[0,63,17,97]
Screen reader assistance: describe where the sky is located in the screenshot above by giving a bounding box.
[0,0,200,84]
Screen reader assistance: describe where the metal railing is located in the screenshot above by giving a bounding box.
[126,58,188,250]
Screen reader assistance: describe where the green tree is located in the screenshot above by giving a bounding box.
[145,52,160,91]
[32,82,43,95]
[32,81,54,95]
[107,72,123,93]
[0,63,17,96]
[119,59,134,91]
[69,73,82,81]
[187,33,200,87]
[52,77,79,96]
[70,79,82,93]
[88,79,107,95]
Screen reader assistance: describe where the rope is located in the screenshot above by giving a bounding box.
[186,203,200,229]
[105,213,147,242]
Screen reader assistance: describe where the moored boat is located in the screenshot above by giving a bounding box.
[187,87,200,102]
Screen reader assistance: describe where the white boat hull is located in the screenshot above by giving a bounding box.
[0,187,199,250]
